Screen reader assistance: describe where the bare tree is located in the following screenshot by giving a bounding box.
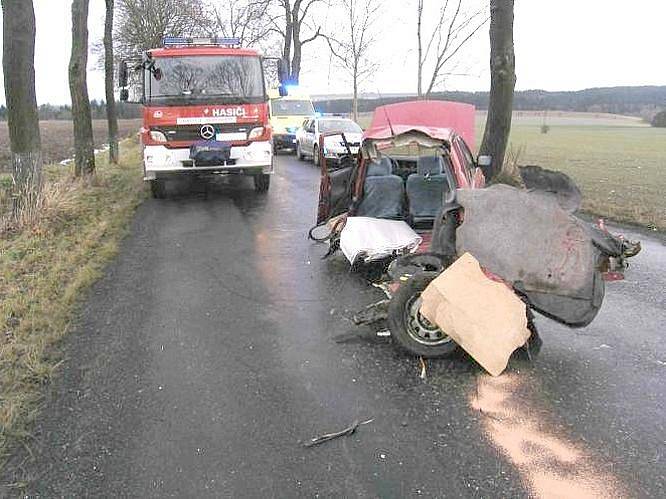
[324,0,380,121]
[213,0,275,48]
[114,0,212,60]
[104,0,119,164]
[1,0,42,222]
[70,0,95,176]
[479,0,516,179]
[416,0,487,99]
[274,0,326,84]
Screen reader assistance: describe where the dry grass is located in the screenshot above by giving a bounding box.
[0,138,145,464]
[0,119,142,171]
[491,144,525,188]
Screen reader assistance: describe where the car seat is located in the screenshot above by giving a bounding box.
[406,155,450,225]
[355,157,405,219]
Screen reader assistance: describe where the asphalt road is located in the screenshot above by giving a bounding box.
[3,154,665,498]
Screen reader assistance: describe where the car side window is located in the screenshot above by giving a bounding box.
[302,119,309,129]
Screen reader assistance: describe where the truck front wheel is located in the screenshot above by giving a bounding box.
[150,179,166,199]
[254,174,270,193]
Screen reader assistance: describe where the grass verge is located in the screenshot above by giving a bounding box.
[0,138,145,464]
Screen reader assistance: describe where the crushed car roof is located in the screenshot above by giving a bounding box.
[363,100,476,149]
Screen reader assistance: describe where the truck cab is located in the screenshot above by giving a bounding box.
[268,88,315,153]
[120,37,273,197]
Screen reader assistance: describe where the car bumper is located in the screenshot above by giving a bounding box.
[273,133,297,149]
[143,142,273,180]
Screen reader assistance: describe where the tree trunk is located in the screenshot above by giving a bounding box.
[479,0,516,179]
[1,0,42,223]
[69,0,95,176]
[290,20,302,84]
[416,0,423,99]
[352,68,358,122]
[104,0,119,164]
[281,1,293,84]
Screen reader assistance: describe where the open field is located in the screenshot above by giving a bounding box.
[359,110,665,230]
[0,139,145,462]
[484,112,666,230]
[0,119,143,171]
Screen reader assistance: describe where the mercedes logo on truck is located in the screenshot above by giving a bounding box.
[200,124,216,140]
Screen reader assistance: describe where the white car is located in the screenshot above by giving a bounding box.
[295,116,363,166]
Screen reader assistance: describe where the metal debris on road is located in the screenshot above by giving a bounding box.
[419,357,427,380]
[303,418,374,448]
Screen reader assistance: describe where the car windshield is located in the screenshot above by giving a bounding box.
[319,119,362,133]
[272,99,314,116]
[148,55,264,104]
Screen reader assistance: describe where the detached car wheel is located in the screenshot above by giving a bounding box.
[150,179,166,199]
[254,173,270,193]
[387,271,458,358]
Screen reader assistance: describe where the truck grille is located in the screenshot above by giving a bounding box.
[153,123,261,142]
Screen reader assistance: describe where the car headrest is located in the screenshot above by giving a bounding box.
[417,156,443,176]
[366,157,393,177]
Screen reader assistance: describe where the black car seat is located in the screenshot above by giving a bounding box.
[406,155,450,225]
[355,157,405,219]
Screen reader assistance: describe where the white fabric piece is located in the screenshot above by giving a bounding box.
[339,217,422,264]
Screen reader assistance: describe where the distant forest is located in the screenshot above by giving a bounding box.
[317,86,666,121]
[0,85,663,121]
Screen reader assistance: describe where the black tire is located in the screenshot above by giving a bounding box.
[150,179,166,199]
[313,145,320,167]
[254,173,270,193]
[387,271,458,358]
[296,142,304,161]
[387,253,456,281]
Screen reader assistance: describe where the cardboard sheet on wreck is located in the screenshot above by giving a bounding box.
[453,185,604,327]
[420,253,530,376]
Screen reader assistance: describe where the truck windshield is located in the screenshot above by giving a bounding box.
[148,55,264,104]
[271,99,314,116]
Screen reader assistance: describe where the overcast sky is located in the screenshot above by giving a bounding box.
[0,0,664,105]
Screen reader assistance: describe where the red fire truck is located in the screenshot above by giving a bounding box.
[120,37,275,198]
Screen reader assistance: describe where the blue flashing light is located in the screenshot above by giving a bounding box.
[284,84,300,95]
[162,36,188,46]
[162,36,241,48]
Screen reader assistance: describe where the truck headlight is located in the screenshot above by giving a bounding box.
[149,130,167,143]
[248,127,265,140]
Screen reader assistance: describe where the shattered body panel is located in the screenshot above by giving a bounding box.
[454,185,606,327]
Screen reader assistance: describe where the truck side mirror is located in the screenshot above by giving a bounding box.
[118,60,129,88]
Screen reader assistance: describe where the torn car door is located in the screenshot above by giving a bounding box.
[316,133,357,224]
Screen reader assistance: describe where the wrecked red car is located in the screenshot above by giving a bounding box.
[314,100,484,231]
[311,101,640,360]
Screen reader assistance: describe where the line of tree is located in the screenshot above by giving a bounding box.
[314,85,666,118]
[1,85,663,123]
